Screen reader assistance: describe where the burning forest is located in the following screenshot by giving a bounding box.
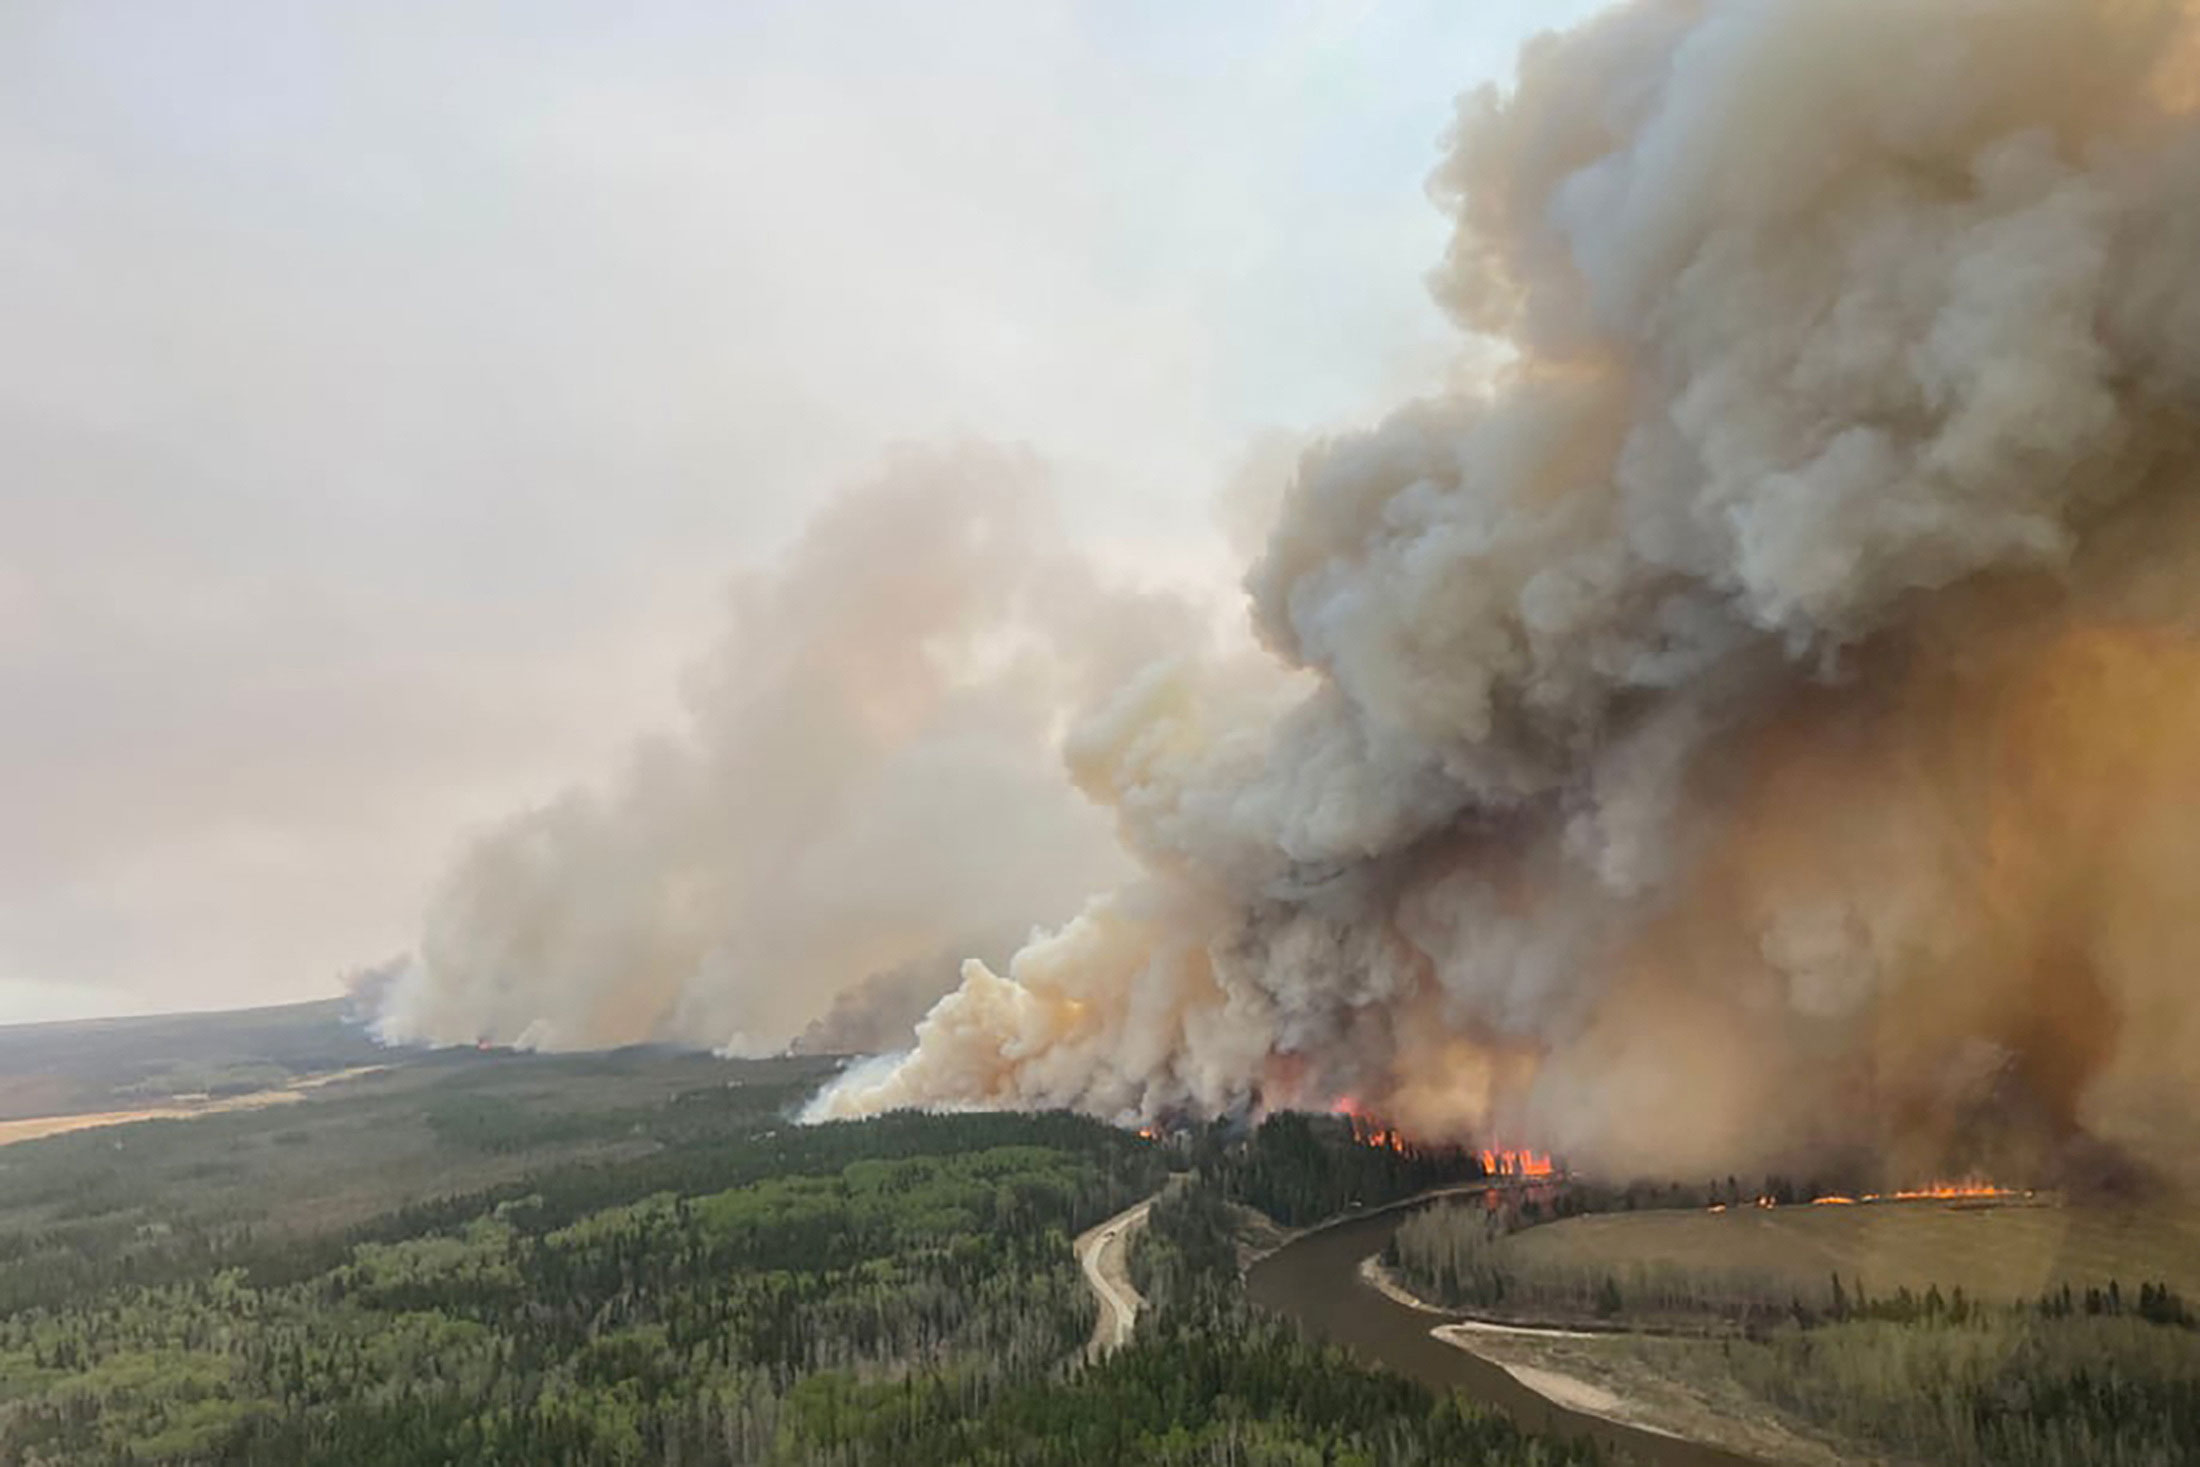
[809,0,2200,1191]
[1333,1095,1556,1180]
[387,0,2200,1195]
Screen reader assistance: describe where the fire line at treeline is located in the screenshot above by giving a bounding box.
[1322,1101,2042,1208]
[1130,1102,1550,1180]
[1324,1096,1556,1179]
[1136,1102,2028,1209]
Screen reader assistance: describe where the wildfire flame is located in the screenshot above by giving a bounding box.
[1329,1096,1406,1151]
[1878,1179,2027,1202]
[1479,1147,1557,1179]
[1715,1179,2028,1212]
[1329,1098,1558,1176]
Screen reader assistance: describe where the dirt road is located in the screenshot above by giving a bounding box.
[1075,1196,1156,1358]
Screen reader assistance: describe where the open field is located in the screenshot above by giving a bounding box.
[1493,1195,2200,1309]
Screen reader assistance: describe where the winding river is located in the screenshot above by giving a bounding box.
[1245,1200,1758,1467]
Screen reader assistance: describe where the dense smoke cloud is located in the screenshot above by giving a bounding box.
[815,0,2200,1187]
[375,446,1194,1055]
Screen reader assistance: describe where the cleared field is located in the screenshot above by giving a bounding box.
[1494,1197,2200,1306]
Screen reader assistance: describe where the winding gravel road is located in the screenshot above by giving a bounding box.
[1073,1196,1155,1358]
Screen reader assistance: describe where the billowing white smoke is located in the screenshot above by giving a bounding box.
[375,445,1196,1055]
[815,0,2200,1184]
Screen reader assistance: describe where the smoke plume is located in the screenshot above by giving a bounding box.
[374,445,1194,1056]
[813,0,2200,1187]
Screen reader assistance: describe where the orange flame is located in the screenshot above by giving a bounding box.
[1355,1118,1406,1152]
[1329,1099,1561,1176]
[1479,1147,1557,1179]
[1740,1179,2029,1211]
[1331,1097,1408,1152]
[1878,1178,2026,1202]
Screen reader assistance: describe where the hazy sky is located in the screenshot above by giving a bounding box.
[0,2,1600,1025]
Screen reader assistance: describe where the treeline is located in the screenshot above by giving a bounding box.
[1391,1199,1815,1322]
[1395,1198,2200,1339]
[1729,1314,2200,1467]
[1192,1111,1485,1227]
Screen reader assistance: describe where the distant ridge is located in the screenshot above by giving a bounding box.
[0,997,378,1122]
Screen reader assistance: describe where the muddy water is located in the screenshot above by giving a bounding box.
[1245,1203,1759,1467]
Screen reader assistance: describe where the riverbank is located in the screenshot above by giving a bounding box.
[1358,1257,1670,1429]
[1240,1181,1496,1267]
[1246,1203,1762,1467]
[1362,1254,1855,1467]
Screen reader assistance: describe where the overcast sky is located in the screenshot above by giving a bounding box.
[0,1,1600,1026]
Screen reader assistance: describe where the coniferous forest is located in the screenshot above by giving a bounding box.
[12,1015,2196,1466]
[0,1038,1584,1466]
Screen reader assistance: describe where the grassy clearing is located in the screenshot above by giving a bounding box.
[1491,1197,2200,1315]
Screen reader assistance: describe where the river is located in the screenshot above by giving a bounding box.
[1244,1200,1759,1467]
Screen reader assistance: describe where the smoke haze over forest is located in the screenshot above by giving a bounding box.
[15,1,2200,1189]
